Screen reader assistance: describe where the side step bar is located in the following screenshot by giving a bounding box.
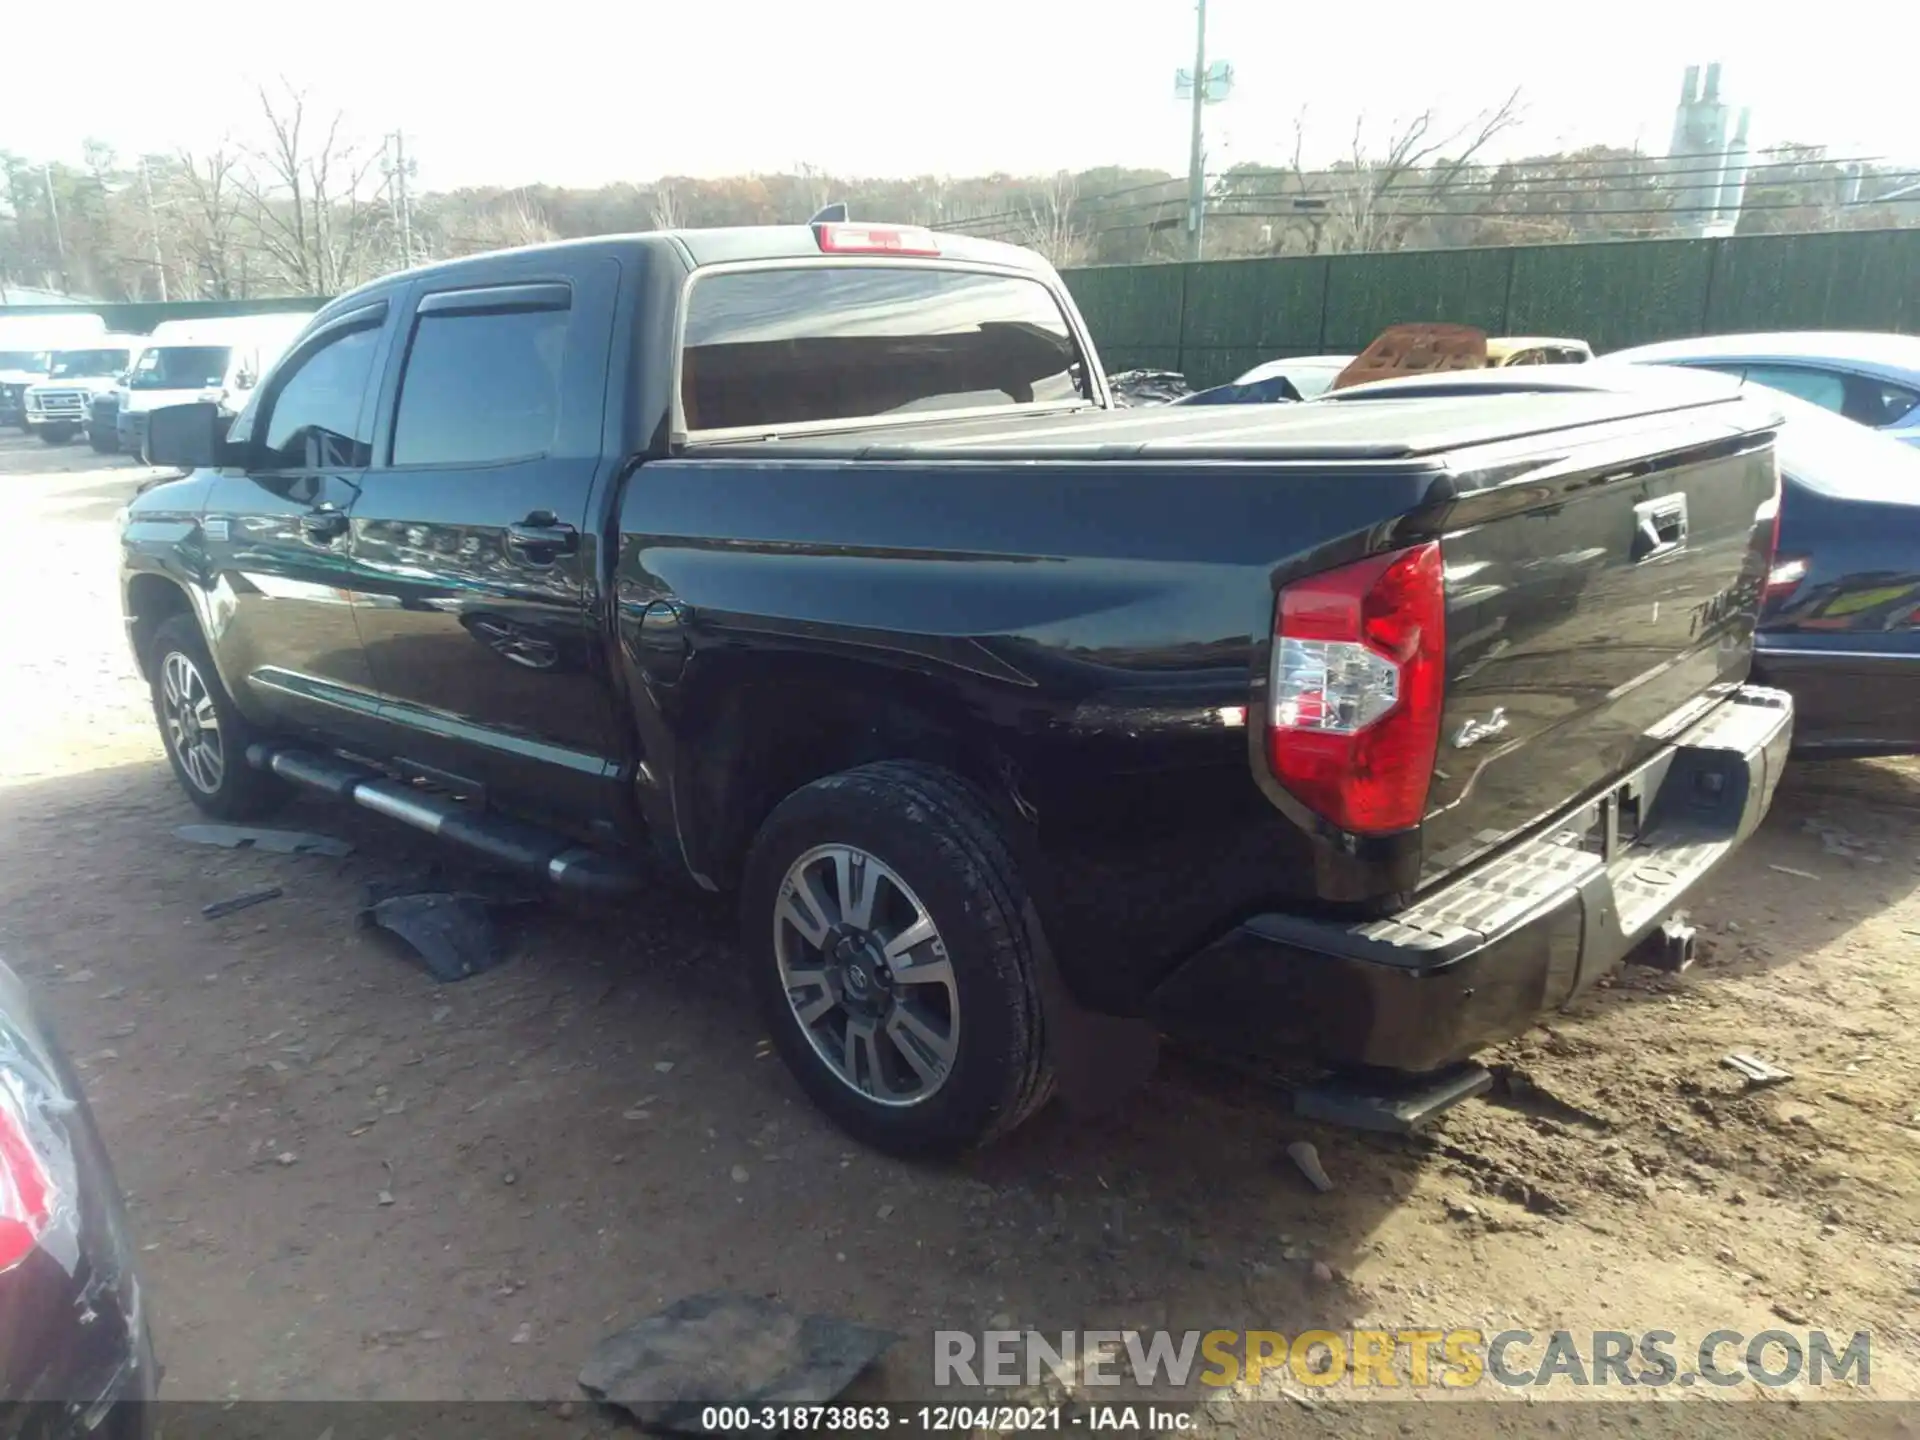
[245,744,642,896]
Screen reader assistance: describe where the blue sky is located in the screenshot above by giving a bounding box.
[6,0,1914,189]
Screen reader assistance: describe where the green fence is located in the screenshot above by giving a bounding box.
[9,229,1917,379]
[1064,229,1920,389]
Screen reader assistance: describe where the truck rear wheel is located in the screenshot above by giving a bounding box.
[146,614,290,821]
[740,762,1053,1156]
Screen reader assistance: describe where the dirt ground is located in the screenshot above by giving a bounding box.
[1,431,1916,1430]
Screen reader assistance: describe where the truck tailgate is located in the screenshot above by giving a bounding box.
[1417,412,1778,884]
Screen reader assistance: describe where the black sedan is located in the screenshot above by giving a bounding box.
[0,957,155,1436]
[1745,394,1920,757]
[1312,364,1920,758]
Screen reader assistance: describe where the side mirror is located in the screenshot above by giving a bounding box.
[145,402,234,469]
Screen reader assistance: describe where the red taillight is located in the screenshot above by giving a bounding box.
[1764,554,1809,601]
[813,223,941,256]
[1267,542,1446,834]
[0,1082,54,1272]
[1760,475,1805,601]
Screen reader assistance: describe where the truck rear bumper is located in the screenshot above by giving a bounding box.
[1147,684,1793,1074]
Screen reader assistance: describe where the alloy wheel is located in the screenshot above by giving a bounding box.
[772,843,960,1106]
[160,651,224,795]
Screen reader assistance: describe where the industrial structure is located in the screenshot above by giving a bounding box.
[1667,62,1753,238]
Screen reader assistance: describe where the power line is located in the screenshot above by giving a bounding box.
[1077,191,1920,239]
[1214,160,1909,202]
[1198,168,1920,212]
[933,151,1896,234]
[945,170,1920,245]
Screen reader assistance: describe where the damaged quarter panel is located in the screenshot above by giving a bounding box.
[613,453,1441,1009]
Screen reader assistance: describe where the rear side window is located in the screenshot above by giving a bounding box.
[1846,377,1920,430]
[391,300,570,467]
[1740,363,1847,414]
[680,266,1087,433]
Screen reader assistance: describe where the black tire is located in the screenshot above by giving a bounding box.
[38,424,75,444]
[740,761,1053,1157]
[146,614,290,820]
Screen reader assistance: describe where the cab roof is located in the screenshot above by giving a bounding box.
[321,224,1052,320]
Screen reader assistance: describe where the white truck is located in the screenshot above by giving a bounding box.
[0,312,107,431]
[115,312,313,460]
[21,336,145,444]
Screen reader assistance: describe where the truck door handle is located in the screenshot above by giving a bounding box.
[1632,494,1688,562]
[506,514,579,561]
[300,507,350,544]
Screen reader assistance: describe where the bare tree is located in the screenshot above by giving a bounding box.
[1294,89,1525,252]
[233,82,392,293]
[1017,171,1089,268]
[172,148,250,298]
[796,162,830,217]
[649,181,684,231]
[443,190,558,256]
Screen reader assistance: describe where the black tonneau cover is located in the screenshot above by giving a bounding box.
[695,386,1778,464]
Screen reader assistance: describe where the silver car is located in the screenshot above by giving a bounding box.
[1605,331,1920,448]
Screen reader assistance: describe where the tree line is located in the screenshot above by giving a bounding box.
[3,82,1913,303]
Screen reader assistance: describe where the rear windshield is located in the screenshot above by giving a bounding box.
[680,266,1088,433]
[130,345,230,390]
[0,351,49,372]
[1769,386,1920,505]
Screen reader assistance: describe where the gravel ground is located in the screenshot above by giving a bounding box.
[0,431,1916,1431]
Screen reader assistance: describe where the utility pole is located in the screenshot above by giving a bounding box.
[389,130,417,267]
[1186,0,1208,262]
[140,157,168,302]
[42,164,68,292]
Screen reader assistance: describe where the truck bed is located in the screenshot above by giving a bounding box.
[637,383,1781,992]
[691,385,1761,465]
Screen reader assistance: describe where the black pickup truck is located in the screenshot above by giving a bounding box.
[121,221,1792,1154]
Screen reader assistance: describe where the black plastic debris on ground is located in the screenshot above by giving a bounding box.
[175,823,354,858]
[358,873,542,984]
[201,886,284,921]
[579,1291,897,1435]
[1106,368,1193,407]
